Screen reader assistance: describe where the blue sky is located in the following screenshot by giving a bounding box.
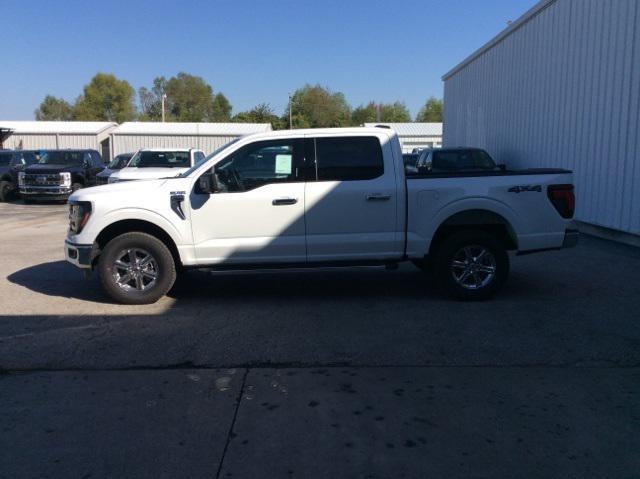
[1,0,537,120]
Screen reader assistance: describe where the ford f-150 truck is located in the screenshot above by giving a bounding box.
[64,127,577,304]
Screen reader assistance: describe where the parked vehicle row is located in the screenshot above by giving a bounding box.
[64,126,578,304]
[0,147,207,203]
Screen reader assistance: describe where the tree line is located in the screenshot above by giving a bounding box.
[35,72,443,129]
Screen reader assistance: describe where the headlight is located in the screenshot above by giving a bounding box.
[68,201,92,234]
[18,172,25,187]
[60,172,72,187]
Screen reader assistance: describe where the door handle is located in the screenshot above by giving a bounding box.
[366,194,391,201]
[272,197,298,206]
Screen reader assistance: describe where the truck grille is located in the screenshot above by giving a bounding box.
[24,173,62,186]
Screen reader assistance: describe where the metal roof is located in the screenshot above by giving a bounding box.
[0,121,117,134]
[112,122,273,136]
[363,123,443,136]
[442,0,556,80]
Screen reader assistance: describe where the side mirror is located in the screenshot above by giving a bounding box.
[196,172,217,194]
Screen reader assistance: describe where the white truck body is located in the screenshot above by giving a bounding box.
[64,128,577,303]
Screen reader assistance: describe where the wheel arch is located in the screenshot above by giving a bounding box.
[428,209,518,257]
[94,219,182,269]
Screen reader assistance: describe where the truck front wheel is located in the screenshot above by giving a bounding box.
[98,232,176,304]
[434,230,509,301]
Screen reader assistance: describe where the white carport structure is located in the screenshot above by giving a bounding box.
[110,122,273,157]
[0,121,116,157]
[363,123,443,153]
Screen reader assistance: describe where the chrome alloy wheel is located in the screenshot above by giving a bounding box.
[450,245,497,290]
[112,248,159,292]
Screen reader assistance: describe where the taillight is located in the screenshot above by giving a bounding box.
[547,184,575,219]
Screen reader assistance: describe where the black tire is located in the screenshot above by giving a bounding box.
[0,180,13,202]
[434,230,509,301]
[22,199,34,205]
[98,232,176,305]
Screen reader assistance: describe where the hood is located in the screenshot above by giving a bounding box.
[69,178,169,201]
[111,167,188,181]
[24,163,77,174]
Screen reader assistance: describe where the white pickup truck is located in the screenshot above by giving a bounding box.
[108,148,205,183]
[65,127,577,304]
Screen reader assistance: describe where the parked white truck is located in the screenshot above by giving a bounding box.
[65,127,577,304]
[108,148,205,183]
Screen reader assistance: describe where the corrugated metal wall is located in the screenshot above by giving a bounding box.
[111,135,240,156]
[443,0,640,235]
[4,134,102,150]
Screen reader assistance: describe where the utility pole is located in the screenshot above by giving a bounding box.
[376,102,381,122]
[161,94,167,123]
[288,93,293,129]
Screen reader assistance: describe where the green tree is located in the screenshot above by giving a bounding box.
[159,72,230,122]
[34,95,74,121]
[211,93,232,121]
[416,97,443,122]
[233,103,285,129]
[138,77,168,121]
[351,101,411,125]
[73,73,136,122]
[284,84,351,128]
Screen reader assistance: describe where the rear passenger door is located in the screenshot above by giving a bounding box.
[304,134,401,261]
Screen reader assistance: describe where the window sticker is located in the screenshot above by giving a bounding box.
[275,154,293,174]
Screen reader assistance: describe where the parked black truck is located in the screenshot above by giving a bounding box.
[19,149,104,202]
[0,150,40,201]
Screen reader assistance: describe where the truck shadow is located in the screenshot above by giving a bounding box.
[7,260,445,304]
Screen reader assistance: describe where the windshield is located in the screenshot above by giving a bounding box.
[108,154,132,170]
[128,150,190,168]
[38,151,84,166]
[179,138,241,177]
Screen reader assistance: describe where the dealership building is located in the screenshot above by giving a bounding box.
[0,121,116,158]
[110,122,272,158]
[442,0,640,242]
[363,122,442,153]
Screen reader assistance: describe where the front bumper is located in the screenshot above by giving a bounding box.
[21,185,72,200]
[64,239,94,269]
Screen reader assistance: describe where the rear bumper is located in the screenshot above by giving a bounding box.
[64,240,94,269]
[562,228,579,248]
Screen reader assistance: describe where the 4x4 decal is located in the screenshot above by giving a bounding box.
[508,185,542,193]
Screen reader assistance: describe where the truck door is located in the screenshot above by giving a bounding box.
[190,138,308,264]
[304,134,401,261]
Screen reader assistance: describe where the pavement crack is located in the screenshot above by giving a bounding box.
[216,367,248,479]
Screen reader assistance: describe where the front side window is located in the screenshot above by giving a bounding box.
[0,153,11,166]
[194,151,205,165]
[211,139,304,193]
[129,151,191,168]
[315,136,383,181]
[109,154,132,170]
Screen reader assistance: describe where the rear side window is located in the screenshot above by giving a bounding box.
[315,136,383,181]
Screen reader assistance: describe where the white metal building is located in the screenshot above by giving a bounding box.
[0,121,116,157]
[110,122,273,157]
[442,0,640,239]
[364,123,442,153]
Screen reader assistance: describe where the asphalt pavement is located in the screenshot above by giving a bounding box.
[0,201,639,478]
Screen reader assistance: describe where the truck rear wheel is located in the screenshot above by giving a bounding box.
[434,230,509,301]
[98,232,176,305]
